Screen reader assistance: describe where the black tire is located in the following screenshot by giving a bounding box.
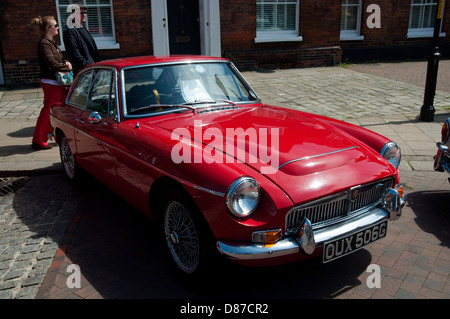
[161,192,216,279]
[59,134,81,183]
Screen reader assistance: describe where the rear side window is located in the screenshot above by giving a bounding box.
[68,70,93,108]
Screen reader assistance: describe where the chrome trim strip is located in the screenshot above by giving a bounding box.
[216,208,388,260]
[277,146,360,170]
[52,121,225,197]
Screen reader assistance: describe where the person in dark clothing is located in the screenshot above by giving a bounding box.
[63,3,100,74]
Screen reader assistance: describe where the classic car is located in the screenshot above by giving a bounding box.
[434,117,450,181]
[50,55,404,276]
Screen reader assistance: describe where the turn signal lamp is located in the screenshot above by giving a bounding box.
[442,121,449,143]
[252,229,282,245]
[396,185,404,199]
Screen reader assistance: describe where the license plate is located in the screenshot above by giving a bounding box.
[323,221,387,263]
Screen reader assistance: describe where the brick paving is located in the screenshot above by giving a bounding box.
[0,60,450,300]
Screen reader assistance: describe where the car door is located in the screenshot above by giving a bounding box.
[59,69,94,163]
[74,68,118,185]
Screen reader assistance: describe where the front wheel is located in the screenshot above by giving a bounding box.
[162,194,215,277]
[164,200,201,274]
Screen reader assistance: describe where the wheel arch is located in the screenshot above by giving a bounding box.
[149,176,198,221]
[148,176,216,238]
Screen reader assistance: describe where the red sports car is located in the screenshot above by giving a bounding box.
[50,55,404,277]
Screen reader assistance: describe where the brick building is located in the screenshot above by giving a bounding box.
[1,0,450,87]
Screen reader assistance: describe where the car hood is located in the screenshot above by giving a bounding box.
[148,105,394,203]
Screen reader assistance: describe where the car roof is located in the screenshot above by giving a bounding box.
[93,55,229,70]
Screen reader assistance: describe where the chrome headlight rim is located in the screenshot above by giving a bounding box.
[226,177,261,218]
[381,142,402,169]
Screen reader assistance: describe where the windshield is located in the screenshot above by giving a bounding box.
[123,62,258,116]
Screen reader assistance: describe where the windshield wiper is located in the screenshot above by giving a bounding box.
[128,103,197,114]
[128,100,218,115]
[217,99,236,106]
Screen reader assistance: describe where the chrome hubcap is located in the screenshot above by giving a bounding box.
[169,231,180,245]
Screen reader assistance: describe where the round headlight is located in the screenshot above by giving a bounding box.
[226,177,261,217]
[381,142,401,169]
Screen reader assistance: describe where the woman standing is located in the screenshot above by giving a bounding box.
[30,16,72,150]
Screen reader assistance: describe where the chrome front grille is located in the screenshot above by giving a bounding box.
[286,179,393,232]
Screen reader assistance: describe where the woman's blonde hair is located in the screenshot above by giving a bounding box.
[30,16,55,34]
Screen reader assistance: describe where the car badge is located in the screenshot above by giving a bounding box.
[350,187,360,200]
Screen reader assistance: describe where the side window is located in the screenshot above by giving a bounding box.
[68,70,93,108]
[87,69,113,115]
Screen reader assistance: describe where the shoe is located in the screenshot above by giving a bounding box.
[31,143,53,150]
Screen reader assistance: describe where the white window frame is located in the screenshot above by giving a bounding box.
[56,0,120,51]
[408,0,446,38]
[151,0,221,57]
[255,0,302,43]
[340,0,364,41]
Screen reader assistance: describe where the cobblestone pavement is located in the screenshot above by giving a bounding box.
[0,60,450,300]
[0,175,83,298]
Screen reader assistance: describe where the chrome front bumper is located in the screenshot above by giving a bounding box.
[434,142,450,174]
[216,187,404,261]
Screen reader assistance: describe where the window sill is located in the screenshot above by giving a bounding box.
[60,42,121,51]
[407,31,446,39]
[254,36,303,43]
[340,35,364,41]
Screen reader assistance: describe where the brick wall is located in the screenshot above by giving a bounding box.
[221,0,342,70]
[106,1,152,58]
[0,0,152,87]
[3,0,450,87]
[1,0,58,86]
[341,0,450,61]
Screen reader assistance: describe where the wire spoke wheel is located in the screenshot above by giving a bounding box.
[164,200,200,274]
[60,136,76,180]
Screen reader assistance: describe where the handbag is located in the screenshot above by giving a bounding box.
[55,71,74,86]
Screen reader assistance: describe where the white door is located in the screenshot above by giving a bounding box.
[151,0,170,56]
[199,0,221,57]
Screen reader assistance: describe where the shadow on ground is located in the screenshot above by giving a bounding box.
[406,190,450,249]
[24,175,375,299]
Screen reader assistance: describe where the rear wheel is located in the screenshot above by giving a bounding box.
[59,134,80,182]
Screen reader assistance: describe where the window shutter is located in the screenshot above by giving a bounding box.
[257,0,298,32]
[56,0,114,38]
